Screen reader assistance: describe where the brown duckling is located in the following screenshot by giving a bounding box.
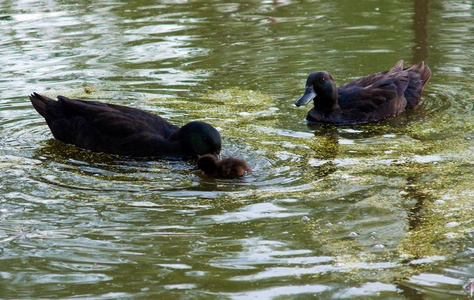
[197,154,252,179]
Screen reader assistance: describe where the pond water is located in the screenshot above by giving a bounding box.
[0,0,473,299]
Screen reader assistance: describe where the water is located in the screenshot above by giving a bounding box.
[1,0,473,299]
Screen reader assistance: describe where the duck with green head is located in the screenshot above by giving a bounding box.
[29,93,221,159]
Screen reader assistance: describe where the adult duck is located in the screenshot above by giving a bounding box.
[29,93,221,159]
[197,154,252,179]
[295,60,431,125]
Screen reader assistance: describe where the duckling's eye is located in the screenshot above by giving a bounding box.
[319,77,326,83]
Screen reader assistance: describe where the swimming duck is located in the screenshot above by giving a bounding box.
[197,154,252,179]
[29,93,221,159]
[295,60,431,125]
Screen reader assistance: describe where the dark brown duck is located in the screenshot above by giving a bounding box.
[295,60,431,125]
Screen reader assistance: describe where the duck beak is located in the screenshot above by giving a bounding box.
[295,85,316,107]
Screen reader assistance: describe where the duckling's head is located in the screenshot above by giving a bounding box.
[197,154,219,176]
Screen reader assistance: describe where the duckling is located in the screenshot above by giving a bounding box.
[197,154,252,179]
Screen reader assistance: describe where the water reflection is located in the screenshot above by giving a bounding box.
[412,0,430,63]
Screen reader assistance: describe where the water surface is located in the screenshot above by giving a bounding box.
[1,0,473,299]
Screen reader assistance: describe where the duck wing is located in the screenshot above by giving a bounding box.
[341,60,431,110]
[336,85,402,124]
[337,61,409,123]
[30,93,181,156]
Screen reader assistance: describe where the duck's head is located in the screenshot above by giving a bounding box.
[295,71,337,108]
[179,121,222,157]
[196,154,219,175]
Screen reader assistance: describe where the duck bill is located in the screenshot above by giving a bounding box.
[295,86,316,107]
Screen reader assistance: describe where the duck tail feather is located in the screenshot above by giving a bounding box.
[29,92,57,118]
[408,61,432,88]
[420,62,431,88]
[391,60,404,73]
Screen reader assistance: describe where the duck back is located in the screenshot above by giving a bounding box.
[341,60,431,110]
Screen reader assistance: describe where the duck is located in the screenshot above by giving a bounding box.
[29,93,221,159]
[197,154,252,179]
[295,60,431,125]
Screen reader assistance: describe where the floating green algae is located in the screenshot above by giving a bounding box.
[28,87,473,286]
[175,88,473,283]
[151,87,279,133]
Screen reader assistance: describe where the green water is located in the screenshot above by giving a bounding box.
[0,0,473,299]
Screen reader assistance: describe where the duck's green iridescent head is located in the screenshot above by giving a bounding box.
[179,121,221,157]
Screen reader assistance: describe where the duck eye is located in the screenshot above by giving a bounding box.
[319,77,326,83]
